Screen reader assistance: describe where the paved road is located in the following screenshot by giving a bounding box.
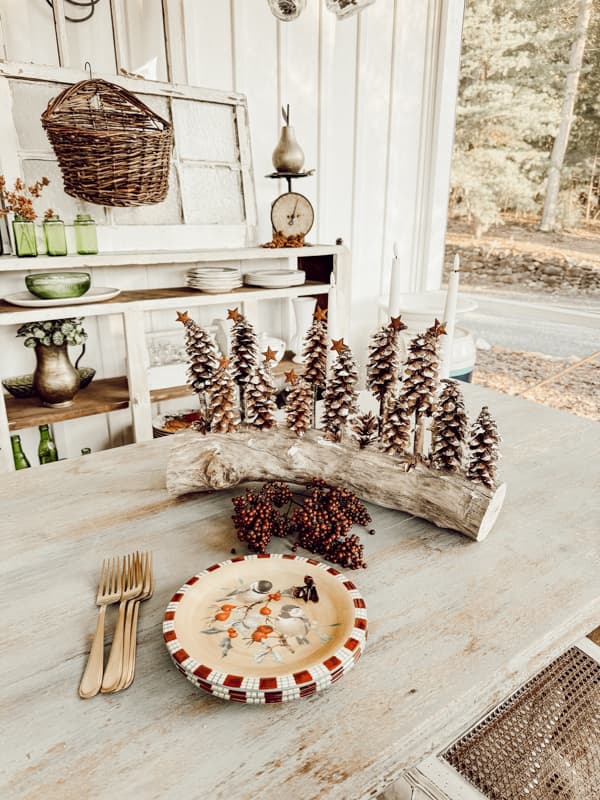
[460,291,600,359]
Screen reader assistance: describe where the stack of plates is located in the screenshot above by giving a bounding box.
[186,266,242,294]
[163,553,367,704]
[244,270,306,289]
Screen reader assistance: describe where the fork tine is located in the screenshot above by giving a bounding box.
[97,559,107,601]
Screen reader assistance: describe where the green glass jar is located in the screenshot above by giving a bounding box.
[38,424,59,464]
[43,215,68,256]
[12,215,38,257]
[11,434,31,469]
[74,214,98,255]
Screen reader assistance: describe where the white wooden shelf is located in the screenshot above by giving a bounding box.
[0,245,350,472]
[0,282,331,326]
[0,244,342,272]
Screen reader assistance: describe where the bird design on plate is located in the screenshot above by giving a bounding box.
[200,575,338,663]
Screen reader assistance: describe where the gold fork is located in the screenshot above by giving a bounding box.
[79,558,122,699]
[101,553,142,693]
[118,551,153,691]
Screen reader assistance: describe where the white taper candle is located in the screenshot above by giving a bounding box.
[440,253,460,380]
[388,241,402,318]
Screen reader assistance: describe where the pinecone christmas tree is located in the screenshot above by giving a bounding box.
[431,379,468,472]
[380,394,411,457]
[302,306,328,388]
[401,318,446,459]
[352,412,378,448]
[210,356,238,434]
[228,307,259,418]
[467,406,501,489]
[176,310,219,395]
[366,316,406,416]
[245,348,277,430]
[321,338,359,441]
[285,369,312,437]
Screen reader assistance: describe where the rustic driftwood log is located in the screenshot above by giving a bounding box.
[166,428,506,541]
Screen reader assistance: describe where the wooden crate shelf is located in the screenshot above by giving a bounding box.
[5,357,305,431]
[6,377,130,432]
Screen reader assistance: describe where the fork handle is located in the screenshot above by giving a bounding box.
[101,600,127,692]
[79,605,107,699]
[125,600,141,688]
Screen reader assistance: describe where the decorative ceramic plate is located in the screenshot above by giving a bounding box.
[163,554,367,701]
[169,644,362,704]
[3,287,121,307]
[152,409,202,437]
[244,270,306,288]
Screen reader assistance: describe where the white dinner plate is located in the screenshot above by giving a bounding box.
[3,287,121,307]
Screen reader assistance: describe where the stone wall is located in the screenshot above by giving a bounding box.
[443,243,600,295]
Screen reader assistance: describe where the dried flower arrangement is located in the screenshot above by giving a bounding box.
[17,318,87,348]
[0,175,49,221]
[167,306,506,544]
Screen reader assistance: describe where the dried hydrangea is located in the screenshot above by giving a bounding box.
[17,317,87,348]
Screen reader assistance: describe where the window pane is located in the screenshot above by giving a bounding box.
[65,0,116,74]
[2,0,59,66]
[117,0,168,82]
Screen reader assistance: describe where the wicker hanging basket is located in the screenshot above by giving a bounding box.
[41,79,173,207]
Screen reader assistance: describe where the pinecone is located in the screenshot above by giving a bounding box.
[366,317,405,408]
[352,412,378,448]
[176,311,219,395]
[321,340,359,441]
[467,406,501,489]
[401,319,446,418]
[245,359,277,430]
[302,313,328,389]
[210,357,238,434]
[431,379,468,472]
[286,378,313,437]
[229,310,259,406]
[380,394,411,456]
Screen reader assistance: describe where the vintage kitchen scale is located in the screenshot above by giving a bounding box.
[265,105,315,241]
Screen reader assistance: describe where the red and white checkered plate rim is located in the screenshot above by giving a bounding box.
[167,642,363,704]
[163,553,367,694]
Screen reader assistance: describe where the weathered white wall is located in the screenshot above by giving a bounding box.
[0,0,464,459]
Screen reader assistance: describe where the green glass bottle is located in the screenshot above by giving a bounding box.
[11,435,31,469]
[74,214,98,255]
[38,424,59,464]
[43,215,68,256]
[12,215,37,257]
[81,447,91,455]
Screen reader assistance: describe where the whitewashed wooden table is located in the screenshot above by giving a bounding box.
[1,385,599,800]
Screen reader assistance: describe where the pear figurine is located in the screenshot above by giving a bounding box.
[272,105,305,174]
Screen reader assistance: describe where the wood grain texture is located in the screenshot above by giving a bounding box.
[6,376,130,431]
[0,384,599,800]
[166,428,505,541]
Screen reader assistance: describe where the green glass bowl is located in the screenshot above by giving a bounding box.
[25,272,91,299]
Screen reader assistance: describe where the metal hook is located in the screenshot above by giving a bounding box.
[84,61,93,80]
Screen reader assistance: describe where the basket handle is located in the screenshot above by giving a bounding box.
[41,78,171,132]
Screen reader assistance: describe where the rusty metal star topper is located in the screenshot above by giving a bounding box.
[176,310,190,324]
[219,355,230,369]
[284,368,299,385]
[432,318,447,337]
[227,308,242,322]
[313,306,328,322]
[330,338,349,353]
[389,315,407,332]
[262,346,278,362]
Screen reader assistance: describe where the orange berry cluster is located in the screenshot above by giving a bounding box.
[231,480,372,570]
